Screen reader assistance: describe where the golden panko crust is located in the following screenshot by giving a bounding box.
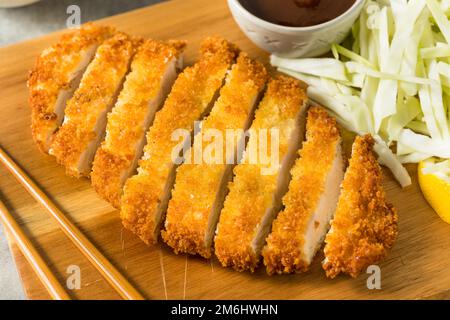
[262,106,340,275]
[50,32,136,177]
[28,23,114,153]
[120,37,239,244]
[200,36,240,61]
[214,76,308,272]
[215,170,277,272]
[91,39,186,208]
[322,135,398,278]
[162,52,268,258]
[120,174,166,245]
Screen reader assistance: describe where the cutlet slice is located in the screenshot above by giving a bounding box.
[91,39,186,208]
[162,53,268,258]
[28,23,114,153]
[50,32,136,177]
[214,76,308,271]
[322,135,398,278]
[120,37,239,245]
[262,106,344,275]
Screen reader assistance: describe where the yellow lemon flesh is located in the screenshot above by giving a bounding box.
[418,158,450,224]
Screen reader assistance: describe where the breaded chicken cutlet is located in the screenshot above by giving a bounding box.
[120,37,239,245]
[91,39,186,208]
[214,76,308,272]
[28,23,114,153]
[263,106,344,275]
[322,135,398,278]
[28,25,401,279]
[162,53,268,258]
[49,32,137,177]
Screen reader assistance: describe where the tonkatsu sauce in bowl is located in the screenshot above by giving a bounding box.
[228,0,364,57]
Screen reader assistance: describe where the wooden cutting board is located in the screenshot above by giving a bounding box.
[0,0,449,300]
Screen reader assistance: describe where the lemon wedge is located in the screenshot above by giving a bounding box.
[418,158,450,224]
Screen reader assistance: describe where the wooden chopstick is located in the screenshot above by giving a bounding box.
[0,198,71,300]
[0,146,144,300]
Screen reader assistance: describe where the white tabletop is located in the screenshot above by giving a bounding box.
[0,0,163,300]
[0,225,25,299]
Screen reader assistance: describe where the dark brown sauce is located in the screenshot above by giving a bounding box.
[239,0,356,27]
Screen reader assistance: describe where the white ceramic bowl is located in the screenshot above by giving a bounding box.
[228,0,365,58]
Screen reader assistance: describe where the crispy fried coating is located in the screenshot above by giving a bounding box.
[322,135,398,278]
[263,106,342,275]
[50,32,136,177]
[120,37,239,245]
[161,53,268,258]
[214,76,308,271]
[28,23,114,153]
[91,39,186,208]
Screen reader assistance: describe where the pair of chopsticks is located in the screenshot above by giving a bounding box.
[0,146,144,300]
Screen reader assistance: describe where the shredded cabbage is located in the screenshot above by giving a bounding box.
[421,44,450,59]
[270,56,348,81]
[270,0,450,188]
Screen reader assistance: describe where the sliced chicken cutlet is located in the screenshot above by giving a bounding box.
[49,32,137,177]
[322,134,398,278]
[262,106,344,275]
[91,39,186,208]
[120,37,239,245]
[214,76,308,271]
[28,23,114,153]
[162,53,268,258]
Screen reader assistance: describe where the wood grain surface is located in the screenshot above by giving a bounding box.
[0,0,449,300]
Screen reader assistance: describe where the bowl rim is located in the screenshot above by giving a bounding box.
[228,0,365,32]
